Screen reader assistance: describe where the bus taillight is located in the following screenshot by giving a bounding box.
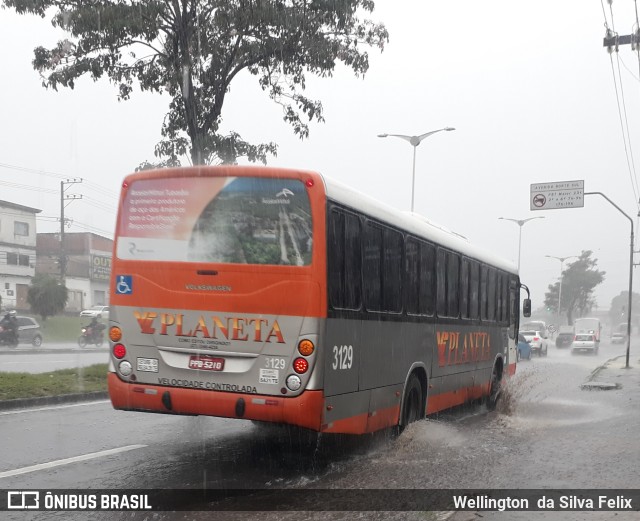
[110,326,122,342]
[113,343,127,359]
[298,339,315,356]
[293,357,309,374]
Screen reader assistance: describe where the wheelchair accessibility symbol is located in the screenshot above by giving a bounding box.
[115,275,133,295]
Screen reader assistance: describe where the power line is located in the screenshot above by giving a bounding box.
[614,51,640,201]
[67,220,114,238]
[602,2,640,210]
[0,179,57,195]
[0,161,120,199]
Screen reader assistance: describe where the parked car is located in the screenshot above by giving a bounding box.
[80,305,110,319]
[16,316,43,347]
[517,333,532,360]
[572,333,598,354]
[520,329,549,357]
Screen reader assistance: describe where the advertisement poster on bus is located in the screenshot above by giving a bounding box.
[116,176,313,265]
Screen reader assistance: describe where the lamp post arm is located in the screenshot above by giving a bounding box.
[379,134,413,143]
[417,128,450,142]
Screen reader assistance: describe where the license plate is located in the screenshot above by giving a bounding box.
[137,358,159,372]
[188,356,225,371]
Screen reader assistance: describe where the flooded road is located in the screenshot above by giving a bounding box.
[4,342,638,521]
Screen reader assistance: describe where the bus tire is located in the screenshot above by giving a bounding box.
[486,361,503,411]
[398,374,424,433]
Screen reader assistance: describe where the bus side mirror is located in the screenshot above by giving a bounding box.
[523,299,531,317]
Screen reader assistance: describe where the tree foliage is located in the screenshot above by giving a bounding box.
[544,250,605,325]
[27,273,68,321]
[5,0,389,166]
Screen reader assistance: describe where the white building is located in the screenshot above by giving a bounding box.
[36,232,112,312]
[0,200,41,310]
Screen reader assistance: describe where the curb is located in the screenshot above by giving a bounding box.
[0,391,108,411]
[586,355,626,382]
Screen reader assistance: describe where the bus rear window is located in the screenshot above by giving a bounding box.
[117,176,313,265]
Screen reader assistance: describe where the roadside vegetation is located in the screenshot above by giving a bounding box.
[37,314,89,343]
[0,363,108,401]
[12,313,92,343]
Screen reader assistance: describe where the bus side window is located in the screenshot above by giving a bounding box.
[383,228,403,313]
[364,222,402,314]
[406,239,420,314]
[328,209,345,309]
[363,223,383,311]
[501,273,509,324]
[469,260,480,320]
[328,208,362,310]
[460,258,470,319]
[344,213,362,309]
[406,239,435,316]
[436,249,446,317]
[480,265,489,321]
[447,251,460,318]
[487,267,496,321]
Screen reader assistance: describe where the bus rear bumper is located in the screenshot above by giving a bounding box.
[107,373,324,431]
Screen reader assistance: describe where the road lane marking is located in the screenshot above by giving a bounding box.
[0,445,147,479]
[0,400,110,416]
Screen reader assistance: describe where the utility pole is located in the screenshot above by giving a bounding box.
[60,179,82,282]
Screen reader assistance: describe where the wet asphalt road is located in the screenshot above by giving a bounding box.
[0,341,110,374]
[2,339,639,521]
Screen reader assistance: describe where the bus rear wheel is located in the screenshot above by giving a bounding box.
[398,374,424,433]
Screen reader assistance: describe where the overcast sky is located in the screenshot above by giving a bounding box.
[1,1,639,316]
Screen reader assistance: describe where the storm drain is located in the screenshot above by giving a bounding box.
[580,382,621,391]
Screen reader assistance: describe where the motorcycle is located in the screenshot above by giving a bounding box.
[78,323,106,347]
[0,324,19,348]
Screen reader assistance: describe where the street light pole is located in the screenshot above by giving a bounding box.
[545,255,578,322]
[498,216,546,272]
[378,127,455,212]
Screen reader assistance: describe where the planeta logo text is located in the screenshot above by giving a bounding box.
[134,311,285,343]
[437,330,491,367]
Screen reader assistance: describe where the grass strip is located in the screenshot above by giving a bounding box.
[0,364,108,400]
[38,315,93,343]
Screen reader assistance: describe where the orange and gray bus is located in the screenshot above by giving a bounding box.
[107,166,530,434]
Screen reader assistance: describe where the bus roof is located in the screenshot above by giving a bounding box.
[321,174,518,275]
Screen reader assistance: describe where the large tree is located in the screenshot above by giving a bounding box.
[27,273,68,321]
[5,0,388,166]
[544,250,605,325]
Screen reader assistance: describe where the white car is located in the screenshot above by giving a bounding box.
[519,329,549,357]
[572,334,598,354]
[79,305,110,319]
